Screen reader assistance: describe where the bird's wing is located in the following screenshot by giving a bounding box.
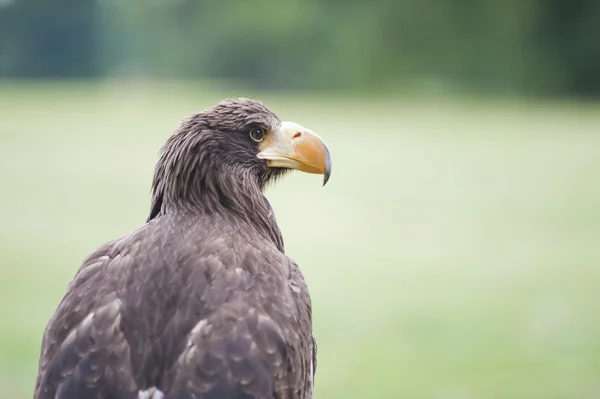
[35,239,139,399]
[35,217,314,399]
[163,258,314,399]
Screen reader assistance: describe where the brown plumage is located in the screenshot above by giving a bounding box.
[34,98,331,399]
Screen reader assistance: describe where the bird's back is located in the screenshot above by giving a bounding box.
[35,213,314,399]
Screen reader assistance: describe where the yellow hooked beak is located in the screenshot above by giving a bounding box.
[257,121,332,185]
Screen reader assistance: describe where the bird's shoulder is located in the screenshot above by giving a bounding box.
[36,214,312,398]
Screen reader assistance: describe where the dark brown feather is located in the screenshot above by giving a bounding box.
[35,99,316,399]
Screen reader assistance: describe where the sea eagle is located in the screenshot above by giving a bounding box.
[34,98,331,399]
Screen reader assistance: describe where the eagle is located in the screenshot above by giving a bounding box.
[34,98,331,399]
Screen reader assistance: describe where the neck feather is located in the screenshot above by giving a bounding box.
[147,131,284,251]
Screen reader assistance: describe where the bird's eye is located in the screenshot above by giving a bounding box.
[249,127,266,142]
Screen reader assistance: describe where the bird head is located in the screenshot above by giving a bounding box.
[148,98,331,220]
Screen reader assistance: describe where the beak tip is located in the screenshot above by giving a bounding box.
[322,146,331,187]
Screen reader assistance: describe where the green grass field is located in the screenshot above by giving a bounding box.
[1,82,599,398]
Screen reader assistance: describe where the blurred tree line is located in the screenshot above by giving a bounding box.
[0,0,598,97]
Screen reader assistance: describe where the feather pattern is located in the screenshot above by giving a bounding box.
[35,99,316,399]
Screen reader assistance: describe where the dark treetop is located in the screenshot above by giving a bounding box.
[34,98,331,399]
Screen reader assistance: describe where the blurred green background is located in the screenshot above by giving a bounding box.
[1,1,600,398]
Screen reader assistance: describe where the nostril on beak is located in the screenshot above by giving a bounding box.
[293,132,302,139]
